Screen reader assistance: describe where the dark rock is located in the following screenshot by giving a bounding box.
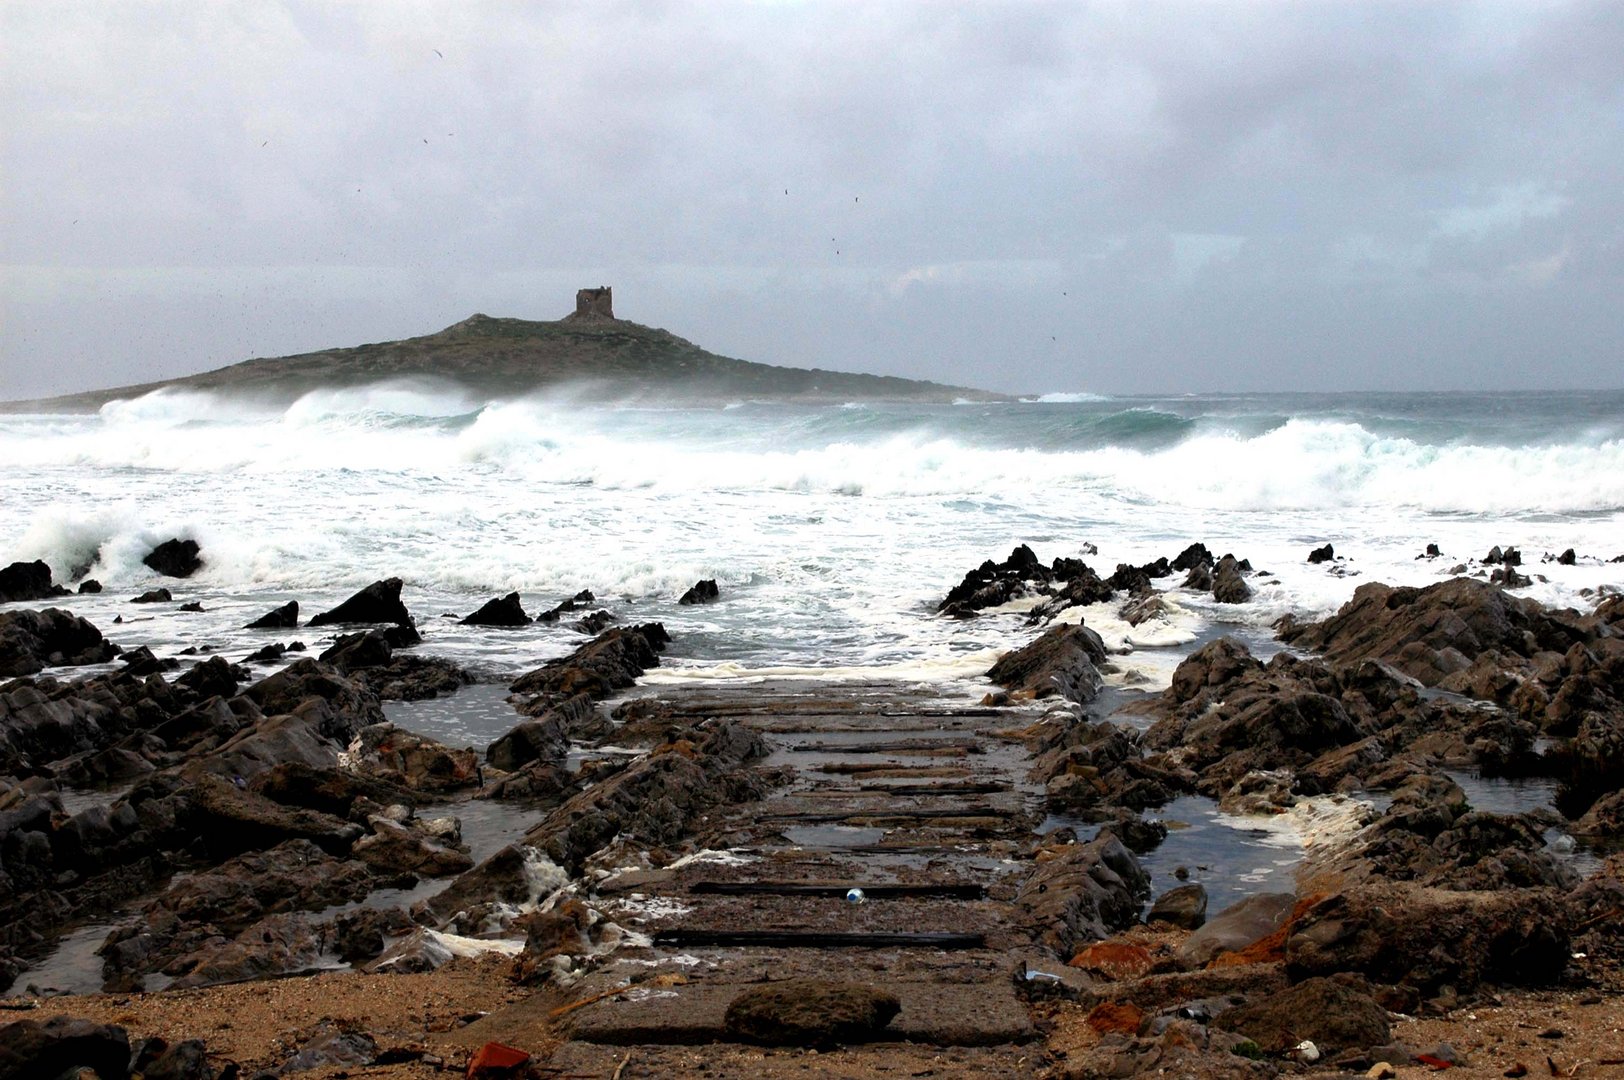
[308,577,413,627]
[723,980,901,1047]
[986,624,1108,705]
[319,630,394,673]
[1308,544,1335,564]
[486,707,572,773]
[1015,834,1149,958]
[1277,577,1587,688]
[143,538,203,578]
[278,1023,377,1073]
[510,624,670,703]
[351,655,472,702]
[1557,548,1577,566]
[461,592,532,626]
[77,579,102,594]
[1171,542,1214,572]
[678,579,720,605]
[1106,564,1154,597]
[352,816,473,878]
[185,773,363,856]
[1504,547,1522,566]
[1215,975,1391,1056]
[1212,554,1252,604]
[1490,566,1531,588]
[1182,561,1214,591]
[245,601,298,629]
[136,1038,213,1080]
[175,656,240,702]
[131,588,173,604]
[1177,892,1297,969]
[243,642,290,664]
[1422,543,1442,558]
[120,645,178,675]
[1147,883,1208,929]
[570,610,616,635]
[0,1015,131,1080]
[1285,883,1570,992]
[1484,545,1504,565]
[0,607,119,677]
[938,544,1051,618]
[177,601,204,612]
[0,560,68,604]
[347,723,482,792]
[332,907,414,963]
[537,589,596,623]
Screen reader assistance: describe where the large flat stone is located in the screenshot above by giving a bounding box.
[566,978,1035,1047]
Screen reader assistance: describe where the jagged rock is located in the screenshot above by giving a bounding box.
[308,577,413,627]
[571,610,616,635]
[1171,542,1214,571]
[174,656,240,702]
[461,592,532,626]
[134,1038,214,1080]
[519,721,770,874]
[1279,577,1586,686]
[1285,883,1569,992]
[251,761,418,818]
[1215,975,1391,1056]
[1182,561,1214,591]
[986,624,1108,705]
[351,655,471,702]
[277,1022,378,1073]
[1212,554,1252,603]
[245,601,299,629]
[332,907,414,963]
[348,723,482,792]
[352,815,473,877]
[121,645,178,675]
[487,709,571,773]
[77,579,102,594]
[1557,548,1577,566]
[319,630,394,673]
[168,911,324,988]
[0,607,119,677]
[131,588,173,604]
[678,579,720,605]
[538,589,596,623]
[723,980,901,1047]
[0,1015,131,1080]
[184,773,362,856]
[0,560,68,603]
[143,538,203,578]
[1308,544,1335,564]
[1033,719,1189,818]
[1147,883,1208,929]
[1015,834,1149,957]
[510,624,670,703]
[938,544,1051,618]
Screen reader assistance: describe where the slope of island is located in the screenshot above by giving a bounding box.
[2,287,1009,412]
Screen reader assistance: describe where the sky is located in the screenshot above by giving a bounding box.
[2,1,1621,398]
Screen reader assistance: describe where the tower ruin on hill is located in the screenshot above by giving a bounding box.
[564,286,614,322]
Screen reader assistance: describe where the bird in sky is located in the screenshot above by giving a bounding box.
[433,49,444,58]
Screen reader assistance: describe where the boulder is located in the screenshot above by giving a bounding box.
[461,592,532,626]
[168,911,323,989]
[1146,883,1208,929]
[487,711,570,773]
[77,579,102,594]
[0,607,119,677]
[332,906,414,963]
[1214,975,1390,1056]
[352,816,473,878]
[245,601,299,629]
[143,538,203,578]
[351,654,472,702]
[1308,544,1335,564]
[723,980,901,1047]
[1285,883,1570,992]
[319,630,394,673]
[986,623,1108,705]
[131,588,173,604]
[0,1015,131,1080]
[1177,892,1297,969]
[0,560,68,603]
[678,579,720,605]
[1171,542,1214,571]
[938,544,1050,618]
[308,577,413,627]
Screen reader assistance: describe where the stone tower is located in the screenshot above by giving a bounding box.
[566,286,614,322]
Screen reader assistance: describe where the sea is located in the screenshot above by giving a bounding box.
[6,383,1622,991]
[3,383,1622,721]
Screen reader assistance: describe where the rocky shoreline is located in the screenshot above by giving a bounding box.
[1,545,1620,1078]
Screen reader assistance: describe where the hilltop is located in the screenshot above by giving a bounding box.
[2,289,1006,412]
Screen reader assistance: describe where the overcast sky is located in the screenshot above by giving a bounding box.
[2,2,1620,398]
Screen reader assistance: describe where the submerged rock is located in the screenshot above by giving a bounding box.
[245,601,299,629]
[678,578,720,605]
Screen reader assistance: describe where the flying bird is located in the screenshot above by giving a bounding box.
[433,49,443,58]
